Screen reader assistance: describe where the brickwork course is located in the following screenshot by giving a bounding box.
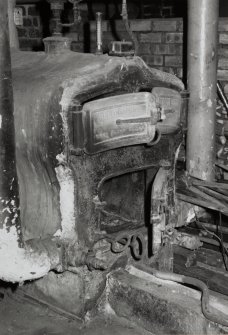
[16,4,43,51]
[70,18,228,86]
[16,14,228,87]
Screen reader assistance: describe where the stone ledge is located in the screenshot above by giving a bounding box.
[107,269,227,335]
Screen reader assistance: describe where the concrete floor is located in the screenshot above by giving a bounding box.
[0,293,152,335]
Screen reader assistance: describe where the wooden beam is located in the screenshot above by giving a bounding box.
[173,246,228,296]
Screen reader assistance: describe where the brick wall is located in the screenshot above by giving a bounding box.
[16,4,43,51]
[15,12,228,86]
[70,18,228,83]
[70,18,184,78]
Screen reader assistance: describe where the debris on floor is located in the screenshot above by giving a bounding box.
[0,290,152,335]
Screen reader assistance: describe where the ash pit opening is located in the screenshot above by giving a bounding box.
[97,167,158,237]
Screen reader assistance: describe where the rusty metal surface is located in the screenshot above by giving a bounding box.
[0,6,66,282]
[70,137,180,250]
[79,92,158,154]
[152,87,182,134]
[150,168,170,255]
[11,50,184,241]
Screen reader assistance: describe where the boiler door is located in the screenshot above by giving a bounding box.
[73,92,159,154]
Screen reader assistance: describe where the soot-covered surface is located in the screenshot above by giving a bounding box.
[0,292,153,335]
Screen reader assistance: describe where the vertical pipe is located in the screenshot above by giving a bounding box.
[186,0,219,181]
[0,0,21,242]
[96,12,103,55]
[48,0,65,36]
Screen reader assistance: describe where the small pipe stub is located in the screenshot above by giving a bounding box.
[43,36,72,55]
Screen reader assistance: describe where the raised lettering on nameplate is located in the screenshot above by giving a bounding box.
[81,92,158,154]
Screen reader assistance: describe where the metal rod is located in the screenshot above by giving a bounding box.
[186,0,219,181]
[96,12,103,55]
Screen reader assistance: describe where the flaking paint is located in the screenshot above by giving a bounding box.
[55,162,76,241]
[0,225,53,283]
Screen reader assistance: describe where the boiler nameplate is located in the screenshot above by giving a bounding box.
[81,92,158,154]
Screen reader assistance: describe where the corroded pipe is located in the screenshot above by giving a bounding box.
[186,0,219,181]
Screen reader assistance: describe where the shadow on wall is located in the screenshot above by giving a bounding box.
[220,0,228,17]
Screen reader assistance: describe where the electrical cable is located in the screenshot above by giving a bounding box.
[218,212,228,270]
[194,210,228,271]
[199,221,228,257]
